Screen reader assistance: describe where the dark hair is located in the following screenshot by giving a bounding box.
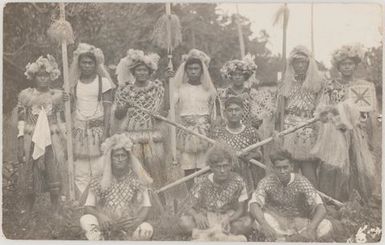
[184,58,203,71]
[78,52,97,65]
[206,142,235,167]
[337,57,360,71]
[130,62,152,75]
[224,96,244,109]
[269,149,292,165]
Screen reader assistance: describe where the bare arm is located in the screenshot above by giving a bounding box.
[102,90,112,139]
[186,207,209,230]
[135,207,150,224]
[249,202,277,240]
[161,79,170,116]
[228,201,246,223]
[308,204,326,230]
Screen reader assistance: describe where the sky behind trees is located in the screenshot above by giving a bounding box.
[219,3,382,67]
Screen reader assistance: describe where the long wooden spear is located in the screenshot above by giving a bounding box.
[235,4,245,59]
[48,3,75,200]
[152,3,182,166]
[273,3,290,131]
[133,105,343,207]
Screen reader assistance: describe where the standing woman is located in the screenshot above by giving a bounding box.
[277,46,324,187]
[173,49,217,186]
[113,49,168,188]
[311,44,379,202]
[69,43,115,197]
[218,54,259,128]
[17,55,66,213]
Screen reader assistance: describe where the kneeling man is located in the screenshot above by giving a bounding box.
[249,149,333,242]
[80,133,154,240]
[179,143,252,241]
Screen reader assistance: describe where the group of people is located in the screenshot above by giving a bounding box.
[15,42,380,241]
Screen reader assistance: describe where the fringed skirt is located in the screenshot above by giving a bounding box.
[18,125,65,195]
[283,114,317,161]
[128,130,165,189]
[176,115,211,170]
[73,116,104,160]
[350,126,379,202]
[310,122,350,201]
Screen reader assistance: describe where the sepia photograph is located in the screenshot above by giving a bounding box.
[2,1,383,242]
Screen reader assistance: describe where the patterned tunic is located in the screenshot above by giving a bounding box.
[211,125,263,193]
[189,172,248,213]
[282,81,319,160]
[211,125,260,151]
[249,173,323,218]
[250,87,277,121]
[114,80,165,132]
[88,170,150,221]
[113,80,166,187]
[321,79,350,105]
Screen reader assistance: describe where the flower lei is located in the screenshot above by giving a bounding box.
[24,54,61,81]
[220,54,257,79]
[120,49,160,72]
[331,43,366,67]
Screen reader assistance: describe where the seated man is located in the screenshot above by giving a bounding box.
[179,143,252,241]
[211,96,263,195]
[80,133,154,240]
[248,149,333,242]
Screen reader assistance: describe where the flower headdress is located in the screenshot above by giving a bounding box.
[220,53,258,80]
[69,43,114,89]
[331,43,366,68]
[100,133,153,190]
[116,49,160,86]
[24,55,61,81]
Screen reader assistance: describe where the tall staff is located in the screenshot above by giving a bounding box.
[235,4,245,59]
[273,3,290,131]
[48,3,75,199]
[152,3,182,166]
[311,3,315,56]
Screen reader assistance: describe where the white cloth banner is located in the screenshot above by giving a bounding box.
[32,107,52,160]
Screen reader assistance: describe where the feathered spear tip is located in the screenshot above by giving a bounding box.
[152,14,182,49]
[273,4,290,29]
[47,19,74,44]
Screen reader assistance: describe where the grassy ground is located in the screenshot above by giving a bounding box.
[2,113,383,241]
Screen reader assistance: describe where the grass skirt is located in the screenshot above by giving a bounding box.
[128,130,166,189]
[72,116,104,159]
[176,115,211,170]
[18,132,64,195]
[283,114,317,161]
